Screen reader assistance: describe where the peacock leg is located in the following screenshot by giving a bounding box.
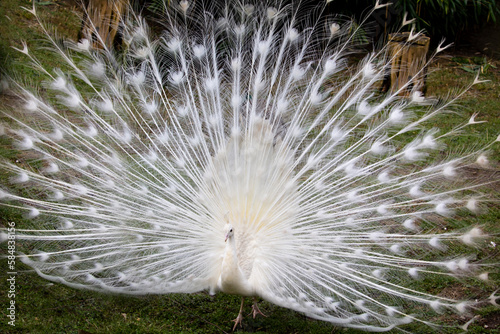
[251,297,266,318]
[232,297,245,331]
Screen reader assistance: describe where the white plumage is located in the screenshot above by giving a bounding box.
[0,0,498,331]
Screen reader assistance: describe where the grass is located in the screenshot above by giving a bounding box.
[0,0,499,333]
[0,0,81,78]
[1,272,340,333]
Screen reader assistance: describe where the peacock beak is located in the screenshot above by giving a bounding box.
[225,233,229,242]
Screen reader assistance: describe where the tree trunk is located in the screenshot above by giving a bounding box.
[81,0,129,48]
[387,32,430,96]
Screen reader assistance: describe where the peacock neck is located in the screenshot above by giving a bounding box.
[218,235,254,296]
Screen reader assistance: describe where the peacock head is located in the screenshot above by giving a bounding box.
[224,223,234,242]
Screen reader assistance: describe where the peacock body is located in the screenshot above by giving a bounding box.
[1,1,498,331]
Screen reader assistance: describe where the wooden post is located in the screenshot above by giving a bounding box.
[81,0,129,48]
[387,32,430,96]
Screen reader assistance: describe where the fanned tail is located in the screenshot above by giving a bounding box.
[0,1,498,331]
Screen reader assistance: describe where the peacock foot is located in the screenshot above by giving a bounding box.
[251,298,266,318]
[232,312,244,331]
[232,297,246,331]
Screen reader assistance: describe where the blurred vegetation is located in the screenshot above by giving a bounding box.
[312,0,500,44]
